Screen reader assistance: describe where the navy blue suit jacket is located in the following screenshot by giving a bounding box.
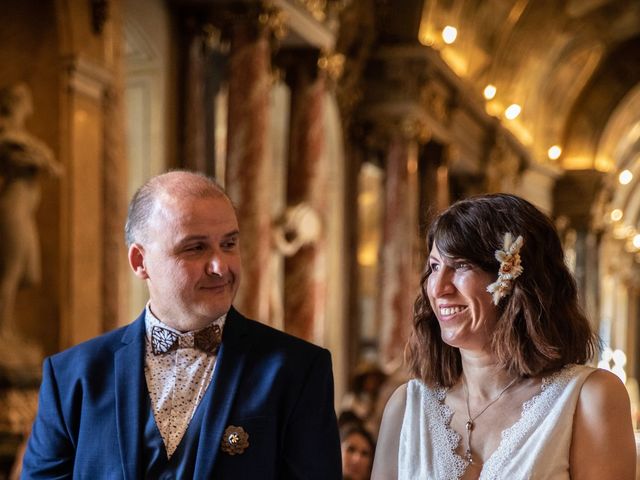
[22,308,342,479]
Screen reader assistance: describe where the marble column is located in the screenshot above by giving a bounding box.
[283,51,328,343]
[179,20,227,177]
[182,24,207,174]
[376,127,421,369]
[554,170,605,319]
[225,18,273,322]
[102,6,128,331]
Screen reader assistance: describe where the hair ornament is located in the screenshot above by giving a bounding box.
[486,232,524,305]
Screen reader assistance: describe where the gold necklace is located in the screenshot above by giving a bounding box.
[462,375,519,464]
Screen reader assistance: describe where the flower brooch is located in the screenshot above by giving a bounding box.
[221,425,249,455]
[486,232,524,305]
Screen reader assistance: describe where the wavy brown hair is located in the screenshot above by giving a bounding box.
[406,193,598,387]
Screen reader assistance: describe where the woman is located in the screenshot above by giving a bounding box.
[341,423,375,480]
[372,194,635,479]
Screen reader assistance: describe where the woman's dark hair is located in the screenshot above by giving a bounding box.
[337,410,363,429]
[339,423,376,453]
[407,193,598,387]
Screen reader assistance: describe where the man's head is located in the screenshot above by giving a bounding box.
[126,170,241,331]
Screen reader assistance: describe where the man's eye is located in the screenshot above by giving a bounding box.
[186,244,204,252]
[222,240,237,249]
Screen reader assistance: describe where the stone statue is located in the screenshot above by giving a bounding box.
[0,83,62,369]
[269,203,322,327]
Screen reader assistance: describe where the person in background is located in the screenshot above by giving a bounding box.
[372,193,635,479]
[22,170,342,479]
[341,423,375,480]
[341,360,387,437]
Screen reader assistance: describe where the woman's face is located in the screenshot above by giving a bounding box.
[341,432,373,480]
[426,244,498,351]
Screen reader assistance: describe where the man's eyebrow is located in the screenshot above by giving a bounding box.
[178,234,208,242]
[222,230,240,239]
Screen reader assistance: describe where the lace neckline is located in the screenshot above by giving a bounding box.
[434,364,579,480]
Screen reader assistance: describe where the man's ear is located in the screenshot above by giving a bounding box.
[128,244,149,279]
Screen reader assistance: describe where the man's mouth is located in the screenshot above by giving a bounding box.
[201,282,229,290]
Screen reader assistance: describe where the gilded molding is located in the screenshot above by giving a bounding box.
[260,2,289,40]
[318,51,345,82]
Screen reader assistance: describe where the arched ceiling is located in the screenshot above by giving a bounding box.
[382,0,640,256]
[337,0,640,254]
[415,0,640,162]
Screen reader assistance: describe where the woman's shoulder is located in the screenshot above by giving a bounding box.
[570,367,635,479]
[384,379,444,416]
[384,382,408,414]
[579,367,628,406]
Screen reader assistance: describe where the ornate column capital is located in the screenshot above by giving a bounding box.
[355,106,431,157]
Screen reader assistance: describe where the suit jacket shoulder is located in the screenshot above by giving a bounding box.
[47,314,144,373]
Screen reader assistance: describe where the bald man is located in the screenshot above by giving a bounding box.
[22,171,341,479]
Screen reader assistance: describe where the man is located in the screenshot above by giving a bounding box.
[22,171,342,479]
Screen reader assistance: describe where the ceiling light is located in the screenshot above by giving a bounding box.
[504,104,521,120]
[442,26,457,44]
[619,169,633,185]
[633,234,640,249]
[610,209,623,222]
[547,145,562,160]
[483,85,496,100]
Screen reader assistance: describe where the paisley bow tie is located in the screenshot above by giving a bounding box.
[151,324,222,355]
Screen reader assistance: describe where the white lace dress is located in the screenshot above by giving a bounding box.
[398,364,595,479]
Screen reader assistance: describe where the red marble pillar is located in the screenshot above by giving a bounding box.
[183,28,207,173]
[284,57,327,343]
[377,132,420,368]
[225,21,273,322]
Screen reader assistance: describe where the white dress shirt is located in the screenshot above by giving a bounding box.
[144,305,226,458]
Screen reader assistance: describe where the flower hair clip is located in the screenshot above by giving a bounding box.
[486,232,524,305]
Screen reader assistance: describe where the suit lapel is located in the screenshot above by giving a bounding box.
[114,314,146,480]
[193,308,251,477]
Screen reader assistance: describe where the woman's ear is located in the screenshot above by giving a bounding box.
[128,244,149,279]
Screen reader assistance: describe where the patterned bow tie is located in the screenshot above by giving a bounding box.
[151,324,222,355]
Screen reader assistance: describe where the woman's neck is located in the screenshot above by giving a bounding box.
[459,349,518,401]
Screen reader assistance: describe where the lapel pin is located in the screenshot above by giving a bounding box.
[221,425,249,455]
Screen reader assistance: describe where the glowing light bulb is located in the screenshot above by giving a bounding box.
[619,169,633,185]
[483,85,496,100]
[547,145,562,160]
[504,104,521,120]
[610,209,623,222]
[442,26,457,44]
[633,234,640,249]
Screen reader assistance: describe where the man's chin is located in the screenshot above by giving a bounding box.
[197,303,232,321]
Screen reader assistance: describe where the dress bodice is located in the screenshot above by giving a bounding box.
[398,364,595,479]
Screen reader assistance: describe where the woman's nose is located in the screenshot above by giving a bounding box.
[430,268,454,297]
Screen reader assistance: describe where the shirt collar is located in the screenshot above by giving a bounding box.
[144,302,227,341]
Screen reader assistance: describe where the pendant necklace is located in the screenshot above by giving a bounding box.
[462,375,519,464]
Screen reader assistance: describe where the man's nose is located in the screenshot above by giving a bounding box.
[206,254,228,276]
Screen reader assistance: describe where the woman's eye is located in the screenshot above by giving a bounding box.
[454,262,470,270]
[429,262,440,272]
